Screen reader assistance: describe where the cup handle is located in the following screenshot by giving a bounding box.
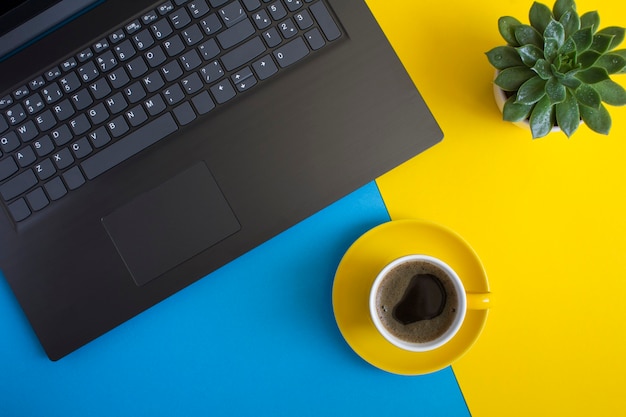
[466,292,491,310]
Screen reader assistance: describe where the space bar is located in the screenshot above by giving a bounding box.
[82,112,178,180]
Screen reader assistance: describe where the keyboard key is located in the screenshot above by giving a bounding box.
[181,24,204,46]
[252,55,278,80]
[132,29,155,51]
[163,84,185,105]
[158,1,175,15]
[273,36,309,68]
[125,105,148,127]
[114,40,137,61]
[188,0,210,18]
[96,51,118,72]
[78,62,100,83]
[126,56,149,78]
[34,110,56,132]
[77,48,94,62]
[143,71,166,93]
[144,94,167,116]
[252,9,271,29]
[93,39,110,53]
[1,132,20,153]
[173,102,197,125]
[44,67,62,81]
[107,115,130,138]
[8,198,30,221]
[221,36,266,71]
[191,91,215,114]
[24,93,45,115]
[170,9,192,29]
[16,146,36,167]
[109,29,126,44]
[294,9,313,29]
[0,95,14,110]
[200,14,222,35]
[124,82,147,104]
[108,67,131,89]
[0,156,18,181]
[304,27,325,50]
[163,34,186,57]
[284,0,303,12]
[52,148,74,170]
[52,99,76,121]
[181,73,204,94]
[219,1,247,27]
[35,158,56,180]
[262,27,281,48]
[16,121,38,142]
[210,80,237,104]
[70,137,93,159]
[161,60,183,81]
[0,169,37,200]
[242,0,261,11]
[198,39,220,60]
[209,0,230,8]
[50,125,73,146]
[217,18,255,49]
[310,2,341,41]
[125,20,142,35]
[200,61,225,82]
[180,50,202,71]
[69,114,91,135]
[142,10,159,25]
[62,166,86,190]
[145,45,167,67]
[268,1,287,20]
[87,103,109,124]
[13,85,29,100]
[6,103,27,125]
[105,92,128,114]
[45,177,67,201]
[151,18,173,40]
[26,187,49,211]
[70,89,93,110]
[29,77,46,90]
[33,136,55,156]
[81,113,178,180]
[88,127,112,148]
[59,72,82,93]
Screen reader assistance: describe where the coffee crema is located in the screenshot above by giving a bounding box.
[375,260,459,344]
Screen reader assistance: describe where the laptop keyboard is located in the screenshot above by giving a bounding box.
[0,0,342,223]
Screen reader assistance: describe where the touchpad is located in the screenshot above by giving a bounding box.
[102,162,241,286]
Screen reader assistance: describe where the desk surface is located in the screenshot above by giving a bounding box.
[372,0,626,415]
[3,1,626,416]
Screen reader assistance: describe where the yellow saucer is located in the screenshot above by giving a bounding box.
[332,219,490,375]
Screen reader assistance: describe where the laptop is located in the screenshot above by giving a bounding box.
[0,0,443,360]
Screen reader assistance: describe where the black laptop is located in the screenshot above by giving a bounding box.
[0,0,442,360]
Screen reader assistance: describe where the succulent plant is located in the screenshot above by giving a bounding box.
[486,0,626,138]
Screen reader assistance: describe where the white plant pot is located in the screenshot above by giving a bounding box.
[492,74,561,134]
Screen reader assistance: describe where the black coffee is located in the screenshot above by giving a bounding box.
[374,260,459,344]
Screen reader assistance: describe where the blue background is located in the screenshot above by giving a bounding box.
[0,182,470,416]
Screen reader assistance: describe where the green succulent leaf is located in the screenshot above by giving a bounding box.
[594,79,626,105]
[596,53,626,74]
[555,90,581,137]
[545,38,560,62]
[590,33,616,54]
[495,66,537,91]
[515,25,544,48]
[553,0,576,21]
[572,27,594,52]
[499,16,523,46]
[609,50,626,73]
[559,73,582,89]
[578,50,602,68]
[503,95,534,122]
[597,27,626,50]
[530,2,554,34]
[560,9,581,38]
[517,76,547,104]
[580,11,600,33]
[559,37,577,57]
[544,19,566,47]
[580,103,611,134]
[529,95,555,138]
[532,59,553,79]
[576,66,610,84]
[486,46,524,69]
[517,44,545,67]
[546,77,567,103]
[575,83,602,108]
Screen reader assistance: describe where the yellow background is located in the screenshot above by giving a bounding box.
[366,0,626,415]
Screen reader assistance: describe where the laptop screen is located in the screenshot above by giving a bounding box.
[0,0,100,59]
